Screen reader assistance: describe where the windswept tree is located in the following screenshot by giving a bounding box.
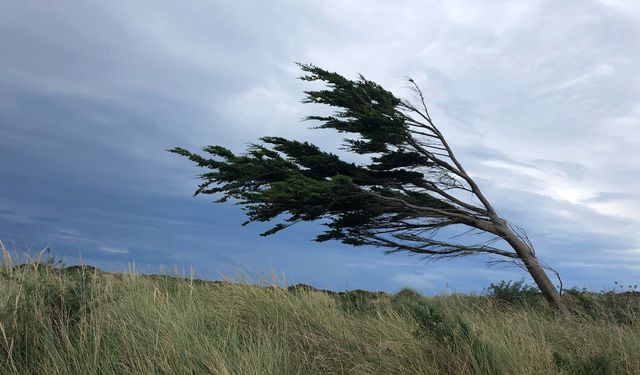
[171,64,569,315]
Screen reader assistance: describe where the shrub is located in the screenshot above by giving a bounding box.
[486,279,541,306]
[337,289,382,313]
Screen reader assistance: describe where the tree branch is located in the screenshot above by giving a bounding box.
[366,234,518,259]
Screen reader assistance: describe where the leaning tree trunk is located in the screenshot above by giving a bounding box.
[498,226,570,316]
[431,129,571,316]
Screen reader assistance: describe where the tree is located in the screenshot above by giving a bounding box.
[170,64,569,315]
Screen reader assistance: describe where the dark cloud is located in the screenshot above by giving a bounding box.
[1,0,639,292]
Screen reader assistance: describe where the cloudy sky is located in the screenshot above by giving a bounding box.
[1,0,639,293]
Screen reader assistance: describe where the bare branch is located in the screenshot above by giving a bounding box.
[366,233,519,259]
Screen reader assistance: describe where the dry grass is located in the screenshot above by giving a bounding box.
[1,242,638,374]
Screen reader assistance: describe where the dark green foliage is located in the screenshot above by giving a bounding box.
[169,64,459,248]
[486,279,542,306]
[299,64,407,154]
[287,283,323,294]
[170,63,570,313]
[554,351,621,375]
[337,290,381,313]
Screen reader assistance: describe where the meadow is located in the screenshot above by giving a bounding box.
[1,248,639,374]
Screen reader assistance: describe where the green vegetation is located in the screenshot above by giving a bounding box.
[1,254,639,374]
[170,64,569,313]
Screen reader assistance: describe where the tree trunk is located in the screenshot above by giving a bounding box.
[500,228,570,317]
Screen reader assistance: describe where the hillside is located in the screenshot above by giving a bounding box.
[0,261,639,374]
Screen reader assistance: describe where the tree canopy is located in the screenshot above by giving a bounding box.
[171,63,569,315]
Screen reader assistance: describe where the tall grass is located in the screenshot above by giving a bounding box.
[1,242,639,374]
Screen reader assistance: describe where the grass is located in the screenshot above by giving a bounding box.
[1,247,639,374]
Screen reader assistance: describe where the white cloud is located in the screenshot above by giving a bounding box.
[99,246,129,254]
[534,64,615,96]
[559,261,640,272]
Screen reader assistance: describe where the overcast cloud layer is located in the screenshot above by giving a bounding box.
[1,0,639,293]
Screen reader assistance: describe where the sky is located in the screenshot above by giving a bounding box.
[1,0,639,294]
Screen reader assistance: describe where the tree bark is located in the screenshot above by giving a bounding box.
[499,227,570,316]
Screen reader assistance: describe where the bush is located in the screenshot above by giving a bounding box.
[337,289,382,313]
[486,279,541,306]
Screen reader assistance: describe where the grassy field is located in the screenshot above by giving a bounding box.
[1,251,639,374]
